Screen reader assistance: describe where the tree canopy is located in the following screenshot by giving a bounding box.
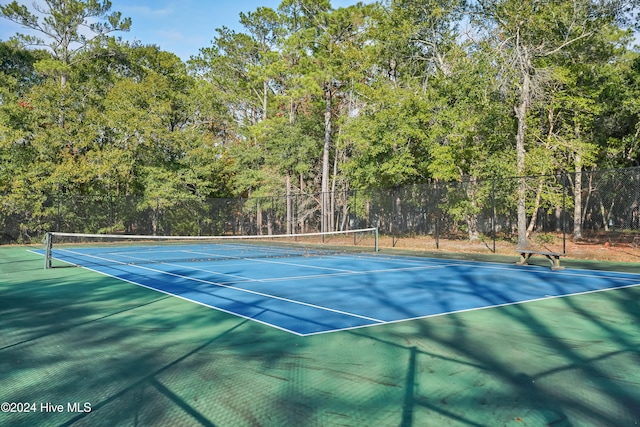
[1,0,639,242]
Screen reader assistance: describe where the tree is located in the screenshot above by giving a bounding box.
[280,0,373,232]
[597,50,640,168]
[1,0,131,88]
[0,41,49,241]
[471,0,629,247]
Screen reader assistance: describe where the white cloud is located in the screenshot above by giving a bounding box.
[156,29,205,45]
[122,5,174,17]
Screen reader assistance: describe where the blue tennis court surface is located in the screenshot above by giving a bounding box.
[36,244,640,336]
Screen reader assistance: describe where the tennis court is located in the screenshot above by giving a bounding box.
[2,232,640,426]
[36,232,640,336]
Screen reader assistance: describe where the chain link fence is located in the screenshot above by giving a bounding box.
[2,167,639,252]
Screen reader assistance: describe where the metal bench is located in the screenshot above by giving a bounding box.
[516,249,565,271]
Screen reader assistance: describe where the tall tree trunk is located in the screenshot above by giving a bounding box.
[152,199,159,236]
[58,73,67,129]
[466,177,480,241]
[286,99,295,235]
[573,118,584,240]
[514,51,531,248]
[555,205,562,232]
[300,173,306,232]
[286,174,293,234]
[573,153,584,240]
[256,199,262,235]
[262,80,268,121]
[515,99,529,248]
[599,197,613,231]
[321,84,332,233]
[527,176,545,235]
[330,145,340,232]
[529,106,556,235]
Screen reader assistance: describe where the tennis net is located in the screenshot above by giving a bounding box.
[43,228,379,269]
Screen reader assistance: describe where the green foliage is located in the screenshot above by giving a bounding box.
[1,0,639,240]
[0,0,130,63]
[533,233,556,245]
[342,86,432,187]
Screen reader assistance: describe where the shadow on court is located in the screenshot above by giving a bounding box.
[1,246,639,426]
[374,264,640,426]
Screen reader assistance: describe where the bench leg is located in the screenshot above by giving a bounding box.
[546,255,565,271]
[516,252,532,266]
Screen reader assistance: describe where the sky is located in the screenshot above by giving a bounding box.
[0,0,374,61]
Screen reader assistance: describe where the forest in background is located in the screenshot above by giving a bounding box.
[1,0,639,243]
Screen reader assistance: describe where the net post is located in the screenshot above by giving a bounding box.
[375,227,379,252]
[44,232,52,269]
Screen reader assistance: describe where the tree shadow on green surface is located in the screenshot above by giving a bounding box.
[58,318,254,427]
[369,268,640,426]
[2,248,640,426]
[1,274,275,426]
[0,291,171,352]
[0,266,173,342]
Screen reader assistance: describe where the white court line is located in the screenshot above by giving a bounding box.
[107,242,320,258]
[328,252,640,282]
[459,262,640,282]
[302,280,640,336]
[35,248,640,336]
[112,246,362,274]
[113,253,255,282]
[163,252,640,286]
[55,248,386,324]
[111,249,458,284]
[113,250,363,279]
[52,246,640,285]
[55,246,449,285]
[71,243,640,281]
[66,245,640,286]
[49,259,307,336]
[162,261,454,285]
[185,249,361,273]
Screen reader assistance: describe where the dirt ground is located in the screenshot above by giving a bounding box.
[378,231,640,264]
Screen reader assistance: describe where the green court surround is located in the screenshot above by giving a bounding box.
[1,246,639,426]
